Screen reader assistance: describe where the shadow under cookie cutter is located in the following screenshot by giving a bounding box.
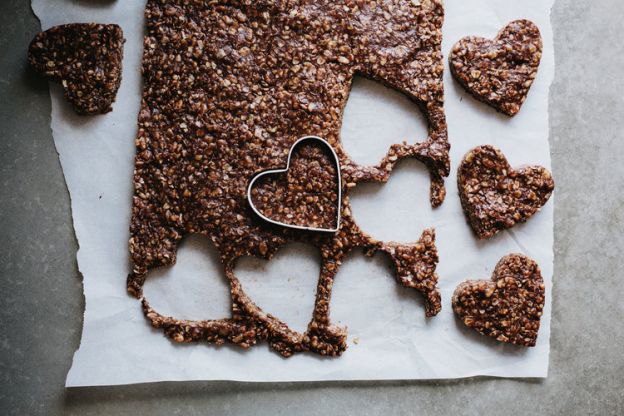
[247,135,342,233]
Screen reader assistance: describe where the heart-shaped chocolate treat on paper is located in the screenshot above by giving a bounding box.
[248,137,341,233]
[458,145,554,239]
[452,253,545,347]
[28,23,125,115]
[450,20,542,116]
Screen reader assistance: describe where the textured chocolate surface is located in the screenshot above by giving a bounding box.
[458,145,554,239]
[449,20,542,116]
[128,0,449,357]
[28,23,124,115]
[452,253,545,347]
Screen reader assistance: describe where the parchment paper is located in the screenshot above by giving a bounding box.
[31,0,555,386]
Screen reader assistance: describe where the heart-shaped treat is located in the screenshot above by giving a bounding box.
[248,136,341,233]
[450,20,542,116]
[28,23,125,115]
[458,145,554,239]
[452,253,545,347]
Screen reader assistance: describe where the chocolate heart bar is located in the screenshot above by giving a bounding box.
[452,253,545,347]
[458,145,554,239]
[450,20,542,116]
[28,23,124,115]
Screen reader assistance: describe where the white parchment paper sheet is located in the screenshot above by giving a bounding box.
[31,0,555,386]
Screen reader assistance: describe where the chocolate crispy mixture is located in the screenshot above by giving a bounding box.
[129,0,450,357]
[449,20,542,116]
[250,140,340,231]
[28,23,125,115]
[452,253,545,347]
[458,145,554,240]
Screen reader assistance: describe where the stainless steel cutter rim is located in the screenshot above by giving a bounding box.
[246,135,342,233]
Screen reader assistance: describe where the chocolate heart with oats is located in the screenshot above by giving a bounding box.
[449,20,542,116]
[452,253,545,347]
[248,137,341,232]
[458,145,554,239]
[28,23,125,115]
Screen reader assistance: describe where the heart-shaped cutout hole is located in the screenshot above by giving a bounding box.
[247,136,341,232]
[235,243,320,334]
[458,145,554,239]
[349,159,434,242]
[449,19,542,116]
[452,253,545,347]
[143,235,231,321]
[341,76,428,166]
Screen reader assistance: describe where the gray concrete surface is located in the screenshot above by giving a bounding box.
[1,0,623,414]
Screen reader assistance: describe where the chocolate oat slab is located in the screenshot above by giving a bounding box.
[452,254,545,347]
[28,23,125,115]
[449,20,542,116]
[129,0,450,357]
[458,145,554,240]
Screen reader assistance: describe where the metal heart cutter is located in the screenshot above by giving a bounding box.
[247,136,342,233]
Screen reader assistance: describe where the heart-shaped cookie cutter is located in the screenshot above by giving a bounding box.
[247,135,342,233]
